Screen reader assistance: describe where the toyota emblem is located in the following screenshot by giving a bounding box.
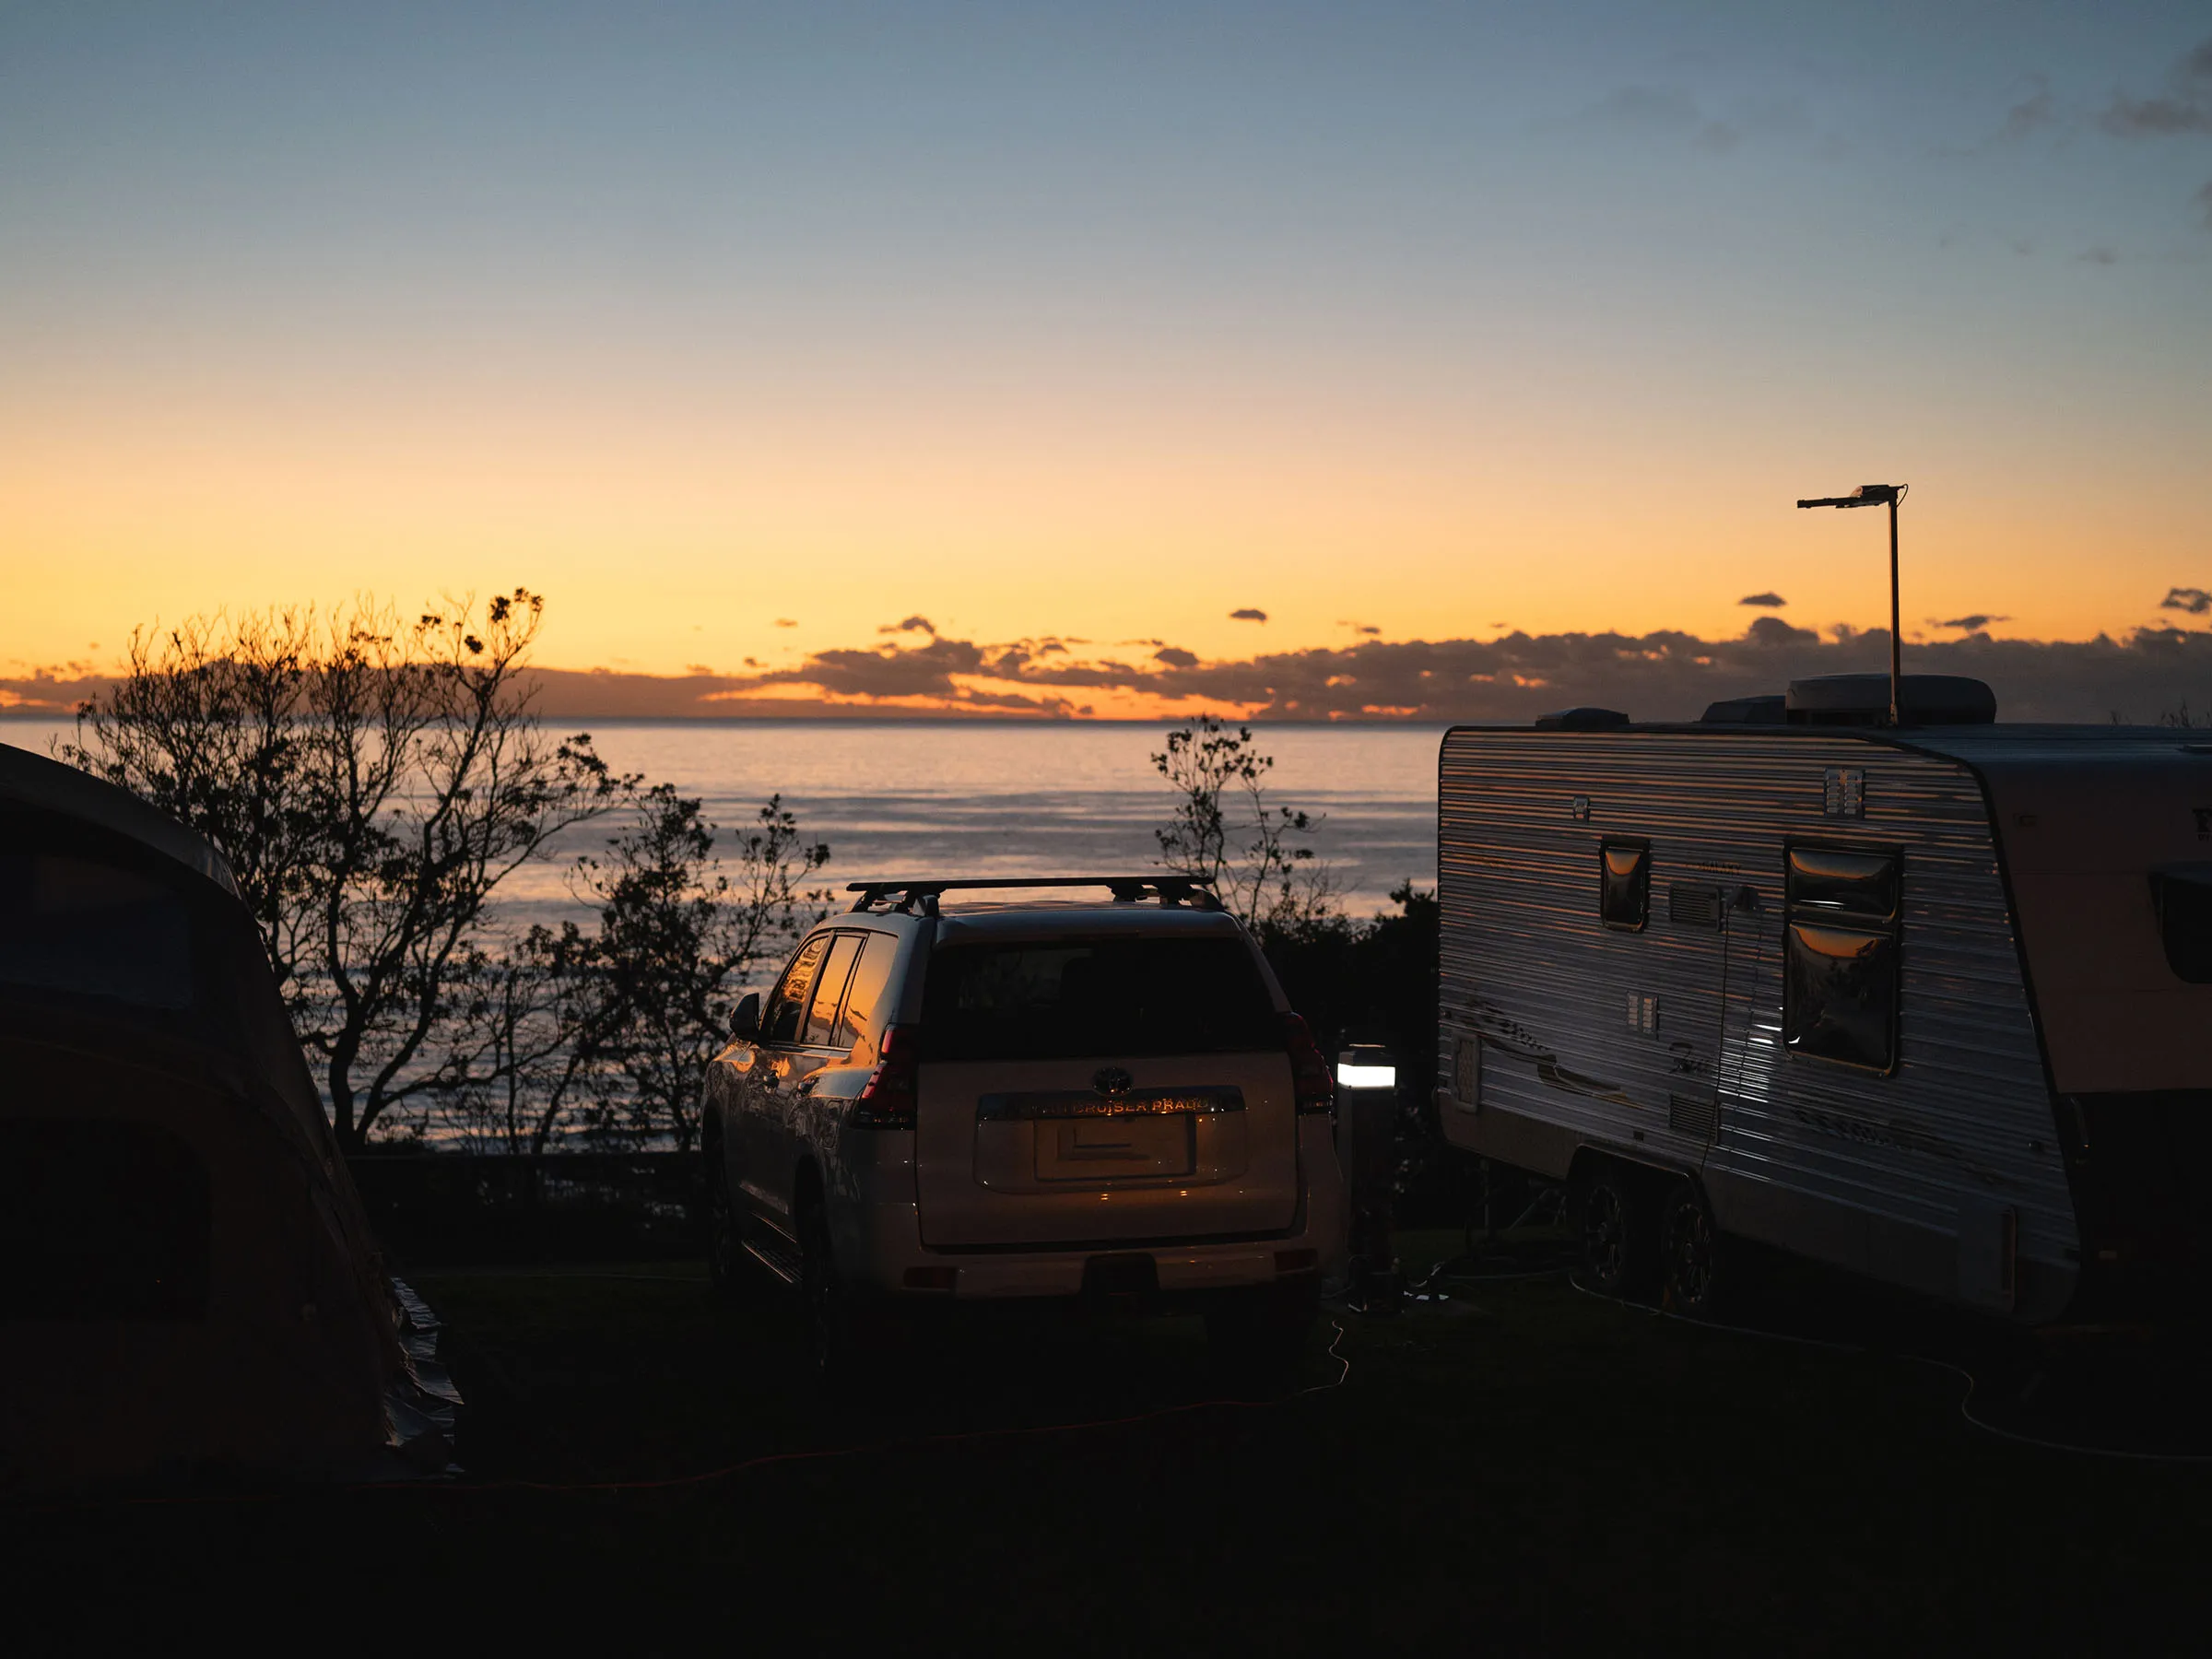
[1092,1066,1135,1099]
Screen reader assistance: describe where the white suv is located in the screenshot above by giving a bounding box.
[703,877,1347,1376]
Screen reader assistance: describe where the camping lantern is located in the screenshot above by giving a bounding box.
[1335,1043,1403,1312]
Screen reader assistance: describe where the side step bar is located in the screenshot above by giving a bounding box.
[743,1229,804,1286]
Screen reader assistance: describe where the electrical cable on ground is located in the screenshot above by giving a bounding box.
[1568,1273,2212,1466]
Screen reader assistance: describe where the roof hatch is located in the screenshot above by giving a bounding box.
[1785,674,1995,725]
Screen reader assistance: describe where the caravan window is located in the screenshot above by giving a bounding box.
[1599,841,1651,932]
[1784,923,1900,1070]
[2151,868,2212,983]
[1783,844,1901,1073]
[1787,847,1900,920]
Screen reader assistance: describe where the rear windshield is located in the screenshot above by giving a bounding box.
[920,935,1277,1061]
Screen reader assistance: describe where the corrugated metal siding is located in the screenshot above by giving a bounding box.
[1437,728,2078,1300]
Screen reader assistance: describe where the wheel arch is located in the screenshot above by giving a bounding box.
[1568,1142,1697,1199]
[791,1153,827,1223]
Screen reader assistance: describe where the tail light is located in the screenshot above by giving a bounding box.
[1283,1013,1335,1116]
[853,1024,922,1130]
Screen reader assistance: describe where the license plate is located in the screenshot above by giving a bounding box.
[1035,1115,1194,1181]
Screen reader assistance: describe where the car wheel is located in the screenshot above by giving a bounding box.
[1577,1163,1657,1300]
[799,1201,864,1383]
[1660,1181,1726,1318]
[1206,1283,1316,1386]
[705,1141,752,1305]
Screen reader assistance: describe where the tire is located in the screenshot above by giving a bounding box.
[1660,1180,1727,1318]
[799,1198,874,1384]
[1577,1162,1658,1300]
[704,1140,753,1307]
[1206,1282,1318,1385]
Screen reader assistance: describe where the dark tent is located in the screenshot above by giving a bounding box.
[0,741,453,1492]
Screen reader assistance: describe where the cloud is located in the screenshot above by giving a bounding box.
[877,615,935,635]
[1934,614,2008,632]
[2104,98,2212,138]
[1583,86,1738,155]
[2091,38,2212,232]
[1737,592,1786,608]
[1229,608,1268,623]
[1577,86,1813,157]
[2100,37,2212,137]
[0,662,110,712]
[653,588,2212,724]
[40,606,2212,727]
[1744,616,1818,648]
[774,618,797,629]
[2080,245,2121,265]
[1998,76,2058,144]
[1357,625,1381,637]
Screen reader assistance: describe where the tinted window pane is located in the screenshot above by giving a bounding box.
[1600,841,1650,931]
[1784,923,1899,1070]
[1787,847,1899,920]
[833,935,896,1051]
[764,935,828,1044]
[804,935,863,1046]
[921,935,1277,1061]
[2152,869,2212,983]
[0,853,193,1010]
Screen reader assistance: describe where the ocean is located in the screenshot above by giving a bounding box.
[4,717,1444,925]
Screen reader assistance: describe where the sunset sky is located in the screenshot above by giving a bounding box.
[5,3,2208,715]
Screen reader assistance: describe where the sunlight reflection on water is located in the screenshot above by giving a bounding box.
[4,717,1444,928]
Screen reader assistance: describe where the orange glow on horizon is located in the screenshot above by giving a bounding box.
[6,375,2202,688]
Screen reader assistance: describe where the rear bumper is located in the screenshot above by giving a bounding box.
[898,1242,1313,1300]
[832,1116,1347,1300]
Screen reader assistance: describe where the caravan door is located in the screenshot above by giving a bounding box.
[1704,881,1779,1160]
[1652,877,1755,1162]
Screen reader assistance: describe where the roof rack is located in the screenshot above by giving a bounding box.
[846,876,1223,915]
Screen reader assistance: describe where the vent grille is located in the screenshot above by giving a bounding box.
[1668,882,1724,929]
[1668,1093,1719,1141]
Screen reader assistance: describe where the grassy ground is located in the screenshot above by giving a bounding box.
[10,1232,2212,1651]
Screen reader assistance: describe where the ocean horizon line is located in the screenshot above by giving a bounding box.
[0,709,1453,730]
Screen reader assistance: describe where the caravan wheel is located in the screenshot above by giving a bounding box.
[1660,1182,1725,1318]
[1577,1164,1658,1299]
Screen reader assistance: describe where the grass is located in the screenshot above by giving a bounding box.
[9,1231,2211,1651]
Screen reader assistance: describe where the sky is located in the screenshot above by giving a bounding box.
[4,3,2209,717]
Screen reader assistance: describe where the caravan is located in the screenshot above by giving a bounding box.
[1435,675,2212,1324]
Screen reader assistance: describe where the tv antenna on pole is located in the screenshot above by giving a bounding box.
[1796,483,1909,725]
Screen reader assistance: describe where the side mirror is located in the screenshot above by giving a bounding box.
[730,992,761,1041]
